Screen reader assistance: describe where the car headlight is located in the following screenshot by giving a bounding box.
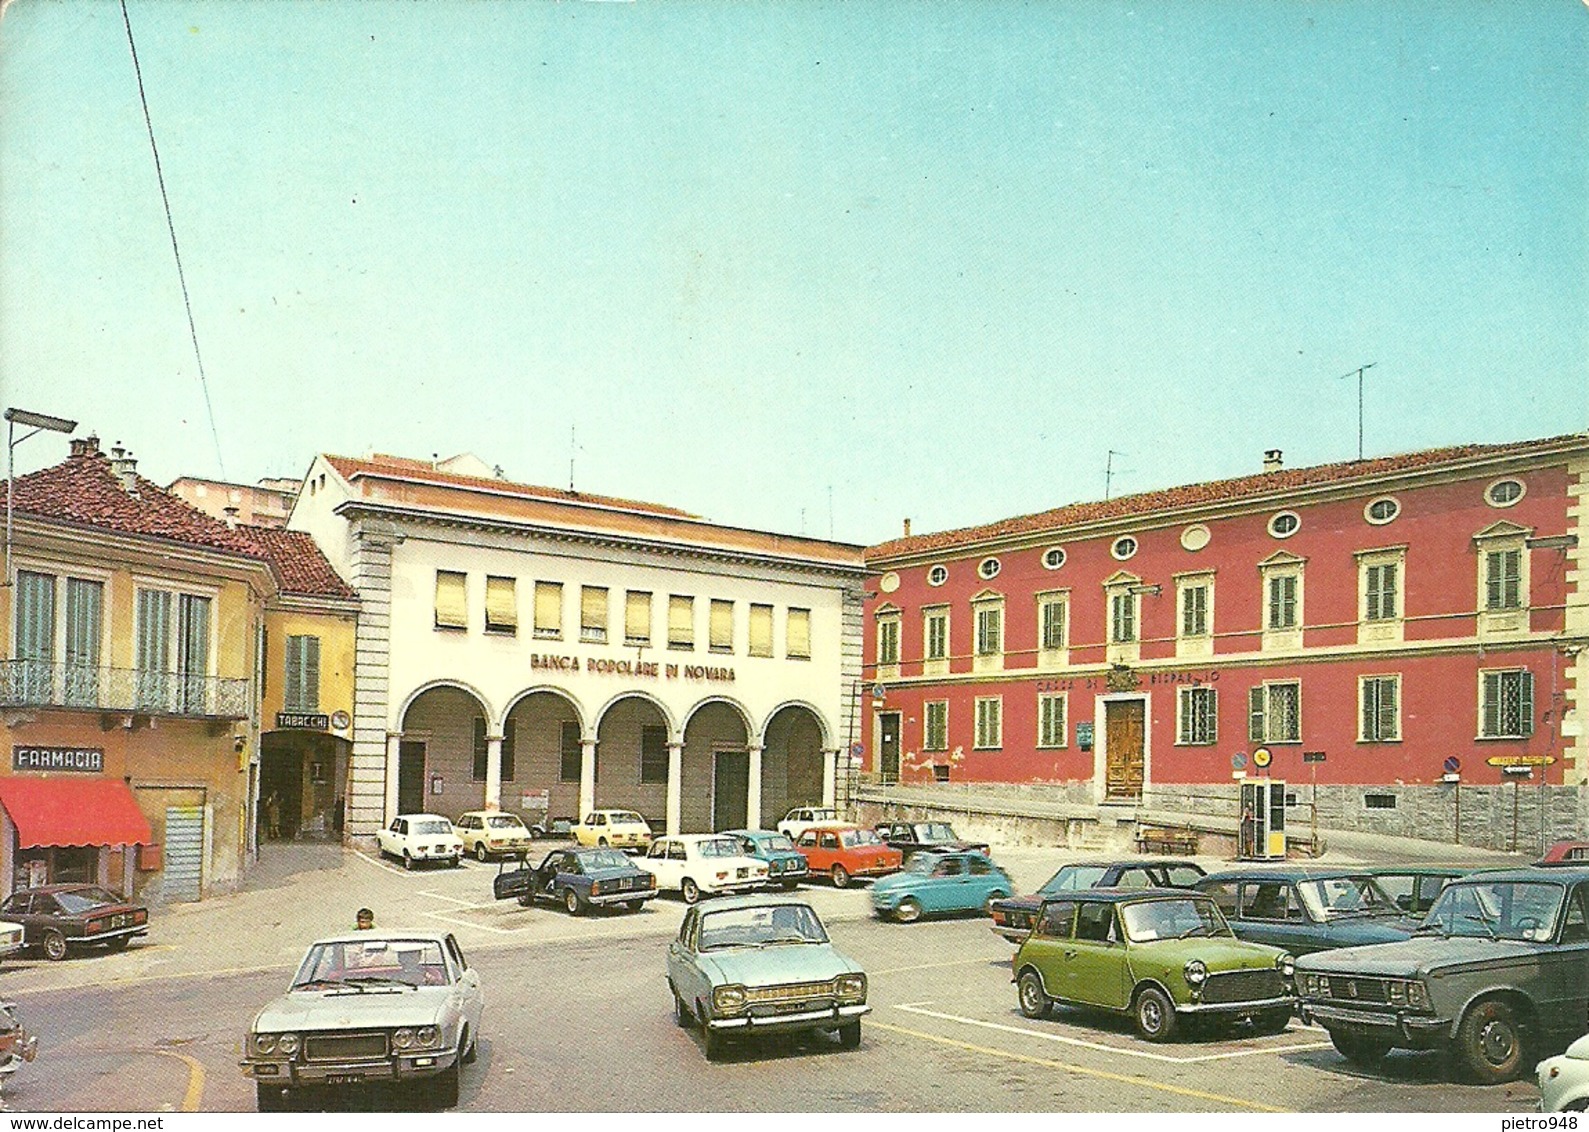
[276,1033,300,1056]
[252,1033,277,1055]
[835,973,867,1000]
[1183,959,1207,986]
[1299,974,1318,996]
[713,985,748,1014]
[415,1025,440,1048]
[590,881,603,896]
[1388,980,1407,1005]
[1407,980,1429,1010]
[392,1027,415,1049]
[1277,953,1295,979]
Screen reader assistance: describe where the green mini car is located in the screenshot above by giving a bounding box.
[1012,888,1296,1042]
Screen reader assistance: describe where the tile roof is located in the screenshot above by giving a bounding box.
[233,526,357,600]
[868,433,1588,561]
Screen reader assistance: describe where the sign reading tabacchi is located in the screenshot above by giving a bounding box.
[13,746,104,773]
[529,653,735,683]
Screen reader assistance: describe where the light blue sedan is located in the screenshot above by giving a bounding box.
[870,850,1014,923]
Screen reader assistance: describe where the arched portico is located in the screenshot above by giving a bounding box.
[682,699,753,833]
[392,685,492,824]
[593,693,674,829]
[760,703,829,827]
[501,687,585,828]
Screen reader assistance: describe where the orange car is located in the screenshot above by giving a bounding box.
[793,823,903,888]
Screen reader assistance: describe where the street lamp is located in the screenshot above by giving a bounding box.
[5,407,78,587]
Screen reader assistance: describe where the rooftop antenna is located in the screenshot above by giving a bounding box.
[568,426,577,492]
[827,486,834,539]
[1105,450,1128,501]
[1336,362,1377,461]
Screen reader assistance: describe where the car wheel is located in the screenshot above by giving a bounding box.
[895,897,923,924]
[433,1062,461,1109]
[1457,998,1525,1084]
[450,855,462,868]
[674,990,693,1027]
[461,1027,478,1064]
[838,1019,861,1050]
[1017,970,1050,1019]
[682,878,702,905]
[256,1083,291,1112]
[626,900,645,912]
[781,880,800,891]
[598,837,609,847]
[831,864,850,888]
[1133,985,1177,1042]
[1254,1007,1292,1036]
[564,887,583,916]
[1330,1028,1392,1067]
[701,1007,727,1061]
[402,851,415,871]
[103,935,132,953]
[984,891,1009,916]
[42,930,68,962]
[475,843,488,863]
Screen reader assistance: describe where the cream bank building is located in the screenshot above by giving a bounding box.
[290,453,865,836]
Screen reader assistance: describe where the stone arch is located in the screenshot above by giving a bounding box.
[681,697,753,832]
[757,699,834,749]
[397,684,493,821]
[501,684,586,735]
[593,692,675,826]
[396,679,494,731]
[592,689,676,740]
[681,694,754,740]
[760,702,828,825]
[502,688,588,826]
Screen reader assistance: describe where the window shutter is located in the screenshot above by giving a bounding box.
[485,577,517,632]
[709,600,733,650]
[534,582,563,636]
[435,571,468,629]
[1249,686,1266,742]
[625,591,652,643]
[1520,671,1534,737]
[748,604,773,657]
[786,608,811,659]
[64,578,102,667]
[581,586,608,641]
[668,596,694,646]
[302,636,320,713]
[501,723,516,782]
[1379,678,1397,740]
[1481,673,1500,736]
[285,636,303,710]
[16,571,54,662]
[473,717,488,781]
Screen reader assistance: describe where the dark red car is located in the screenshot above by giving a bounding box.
[1538,840,1589,867]
[0,884,149,961]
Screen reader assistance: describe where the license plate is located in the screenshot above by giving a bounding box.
[326,1074,363,1085]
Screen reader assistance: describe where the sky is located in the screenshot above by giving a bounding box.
[1,0,1584,546]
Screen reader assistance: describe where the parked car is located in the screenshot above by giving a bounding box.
[990,859,1208,942]
[777,806,840,840]
[1540,841,1589,867]
[1365,865,1476,915]
[0,885,149,961]
[0,920,24,964]
[1538,1032,1589,1112]
[493,846,657,914]
[724,829,810,889]
[1012,888,1295,1041]
[454,811,533,862]
[0,999,37,1086]
[637,834,769,904]
[792,823,903,888]
[666,893,868,1060]
[870,850,1013,923]
[1196,867,1420,955]
[376,814,464,870]
[531,816,574,840]
[571,809,653,851]
[241,931,484,1111]
[1296,867,1589,1083]
[874,820,989,862]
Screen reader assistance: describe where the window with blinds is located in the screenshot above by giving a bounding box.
[1480,670,1533,738]
[1038,692,1066,748]
[534,582,563,639]
[580,586,609,644]
[1248,681,1301,743]
[559,721,582,781]
[1181,585,1209,638]
[748,604,773,657]
[14,571,56,703]
[640,725,669,784]
[285,635,321,712]
[1267,575,1298,630]
[709,599,734,653]
[625,591,652,645]
[1178,686,1217,745]
[974,604,1002,655]
[485,576,517,634]
[136,588,172,710]
[924,701,948,751]
[876,617,900,665]
[176,594,211,713]
[974,697,1002,749]
[1360,676,1399,742]
[64,577,103,707]
[1109,591,1136,643]
[1039,596,1067,651]
[1364,562,1399,621]
[1485,549,1522,610]
[923,609,947,661]
[435,571,468,630]
[668,596,694,650]
[786,607,811,660]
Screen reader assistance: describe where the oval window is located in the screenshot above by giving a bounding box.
[1364,497,1400,525]
[978,557,1002,580]
[1268,511,1301,539]
[1111,536,1139,561]
[926,564,948,587]
[878,571,901,593]
[1180,525,1211,552]
[1041,547,1067,571]
[1486,479,1524,508]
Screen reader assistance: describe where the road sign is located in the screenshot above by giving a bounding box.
[1252,748,1272,769]
[871,684,886,699]
[851,742,864,757]
[1443,756,1461,774]
[1231,752,1248,771]
[1302,751,1327,764]
[1486,755,1556,768]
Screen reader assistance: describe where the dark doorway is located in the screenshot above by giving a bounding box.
[260,747,304,841]
[713,750,749,831]
[398,741,427,815]
[879,712,901,784]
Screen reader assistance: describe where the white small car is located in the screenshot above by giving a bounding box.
[377,813,464,870]
[455,811,533,861]
[572,809,653,850]
[1538,1033,1589,1112]
[638,834,770,904]
[778,806,840,841]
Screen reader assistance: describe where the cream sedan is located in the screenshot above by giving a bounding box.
[572,809,653,851]
[455,811,533,862]
[638,834,769,904]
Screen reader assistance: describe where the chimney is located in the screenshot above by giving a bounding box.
[108,444,140,494]
[222,505,241,529]
[902,518,912,537]
[69,435,100,458]
[1263,449,1284,472]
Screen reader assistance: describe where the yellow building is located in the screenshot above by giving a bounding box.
[0,437,354,901]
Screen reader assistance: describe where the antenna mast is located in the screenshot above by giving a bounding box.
[1337,363,1377,460]
[1105,450,1127,501]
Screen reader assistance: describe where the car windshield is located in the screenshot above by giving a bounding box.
[697,904,828,950]
[811,809,837,822]
[697,838,742,858]
[609,812,644,825]
[1421,880,1564,941]
[913,823,957,842]
[293,939,450,989]
[758,834,795,852]
[1121,897,1233,942]
[413,820,452,835]
[841,829,883,848]
[580,850,631,870]
[487,816,526,830]
[1040,866,1108,894]
[903,854,940,874]
[54,887,123,914]
[1297,876,1402,919]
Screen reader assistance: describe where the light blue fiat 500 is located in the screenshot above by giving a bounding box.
[870,849,1014,923]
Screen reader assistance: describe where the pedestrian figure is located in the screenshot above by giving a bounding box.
[265,792,282,840]
[355,907,375,931]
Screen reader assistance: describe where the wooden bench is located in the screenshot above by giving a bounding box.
[1136,826,1199,856]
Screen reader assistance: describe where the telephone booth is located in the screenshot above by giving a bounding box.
[1238,779,1287,860]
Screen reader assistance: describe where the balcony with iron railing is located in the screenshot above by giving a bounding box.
[0,659,251,720]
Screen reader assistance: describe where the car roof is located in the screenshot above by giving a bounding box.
[1040,887,1206,904]
[690,893,820,913]
[16,883,110,895]
[1198,865,1380,883]
[722,828,783,838]
[310,931,452,947]
[667,832,742,843]
[1053,859,1206,870]
[395,812,451,823]
[1363,864,1476,876]
[1445,866,1589,884]
[804,822,864,832]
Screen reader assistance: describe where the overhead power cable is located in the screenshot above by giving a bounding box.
[120,0,227,477]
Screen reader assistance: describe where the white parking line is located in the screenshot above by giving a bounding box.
[420,908,516,935]
[890,1002,1333,1065]
[417,889,499,910]
[353,849,410,876]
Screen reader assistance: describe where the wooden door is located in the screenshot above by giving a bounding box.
[879,713,901,783]
[1104,700,1145,800]
[713,750,750,831]
[398,741,427,814]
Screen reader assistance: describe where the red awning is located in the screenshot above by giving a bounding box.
[0,777,153,848]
